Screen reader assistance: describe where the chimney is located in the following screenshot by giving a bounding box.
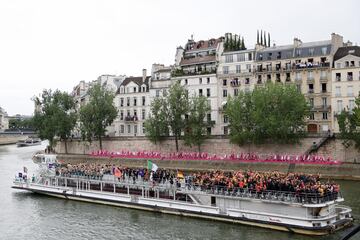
[142,69,147,81]
[331,33,344,54]
[293,38,302,47]
[345,40,353,47]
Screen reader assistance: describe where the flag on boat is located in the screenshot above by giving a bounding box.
[147,160,158,172]
[114,167,122,178]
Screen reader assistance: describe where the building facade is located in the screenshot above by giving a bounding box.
[0,107,9,131]
[331,46,360,132]
[113,69,150,137]
[255,33,344,133]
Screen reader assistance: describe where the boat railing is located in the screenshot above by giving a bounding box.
[34,175,342,205]
[181,183,341,205]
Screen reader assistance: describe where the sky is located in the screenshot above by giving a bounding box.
[0,0,359,116]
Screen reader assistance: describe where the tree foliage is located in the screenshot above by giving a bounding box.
[33,90,77,152]
[337,95,360,149]
[8,118,34,130]
[79,83,117,150]
[226,83,309,146]
[224,33,247,51]
[145,82,212,152]
[184,96,212,152]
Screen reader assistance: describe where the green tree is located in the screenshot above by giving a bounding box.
[226,91,256,145]
[79,83,117,150]
[337,95,360,149]
[241,37,246,50]
[166,81,190,151]
[226,83,309,145]
[144,97,169,144]
[184,95,212,152]
[33,90,76,151]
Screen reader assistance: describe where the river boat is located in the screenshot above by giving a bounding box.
[16,138,41,147]
[12,166,353,236]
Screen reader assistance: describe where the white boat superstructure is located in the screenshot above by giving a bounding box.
[12,173,353,236]
[17,138,41,147]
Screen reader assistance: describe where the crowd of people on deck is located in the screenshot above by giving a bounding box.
[55,163,339,200]
[89,150,339,165]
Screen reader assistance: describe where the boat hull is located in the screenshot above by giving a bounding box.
[12,185,352,236]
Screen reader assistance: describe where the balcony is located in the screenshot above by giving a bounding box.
[230,79,240,87]
[310,105,331,112]
[125,116,138,122]
[347,76,353,81]
[218,69,252,76]
[295,62,330,70]
[171,68,216,77]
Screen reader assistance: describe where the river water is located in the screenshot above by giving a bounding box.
[0,143,359,240]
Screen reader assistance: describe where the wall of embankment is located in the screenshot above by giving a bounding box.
[0,134,27,145]
[54,136,360,180]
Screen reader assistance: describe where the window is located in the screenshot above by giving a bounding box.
[223,115,228,123]
[133,87,137,93]
[309,113,315,120]
[295,49,301,57]
[321,83,327,93]
[142,123,145,134]
[286,73,291,82]
[309,98,314,108]
[336,73,341,81]
[276,73,281,82]
[184,79,188,85]
[142,109,145,120]
[120,110,124,120]
[234,88,239,96]
[127,97,130,106]
[308,84,314,93]
[223,79,227,86]
[127,125,131,133]
[335,86,341,97]
[321,47,327,55]
[248,53,252,61]
[257,75,262,84]
[350,61,355,67]
[142,96,146,106]
[267,74,271,82]
[309,48,314,56]
[206,88,211,97]
[245,78,250,84]
[199,78,202,84]
[322,112,328,120]
[349,100,355,112]
[156,90,160,97]
[320,71,326,79]
[223,89,227,97]
[347,72,353,81]
[236,65,241,73]
[237,53,245,62]
[207,127,211,135]
[127,110,130,116]
[258,53,263,61]
[199,89,203,96]
[133,97,137,106]
[246,64,252,72]
[307,71,314,80]
[223,126,228,135]
[225,55,233,63]
[337,100,343,113]
[207,113,211,122]
[134,110,137,117]
[223,66,229,74]
[295,72,301,81]
[345,61,349,67]
[120,125,124,134]
[347,86,353,96]
[120,98,124,107]
[207,77,210,84]
[322,97,327,107]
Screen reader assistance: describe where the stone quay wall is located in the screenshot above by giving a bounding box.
[0,134,26,145]
[55,136,359,163]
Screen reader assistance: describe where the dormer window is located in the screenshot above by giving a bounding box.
[133,87,137,93]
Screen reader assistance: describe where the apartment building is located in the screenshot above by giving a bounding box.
[331,46,360,132]
[171,37,223,135]
[255,33,344,133]
[217,45,255,135]
[0,107,9,131]
[113,69,150,137]
[149,63,172,101]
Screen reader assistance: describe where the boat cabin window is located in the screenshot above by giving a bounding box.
[211,196,216,206]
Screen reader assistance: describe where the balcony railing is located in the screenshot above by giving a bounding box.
[308,89,314,94]
[347,76,353,81]
[254,62,330,73]
[311,105,331,111]
[125,116,138,122]
[218,69,252,75]
[171,68,217,77]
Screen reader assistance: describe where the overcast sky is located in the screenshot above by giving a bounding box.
[0,0,359,116]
